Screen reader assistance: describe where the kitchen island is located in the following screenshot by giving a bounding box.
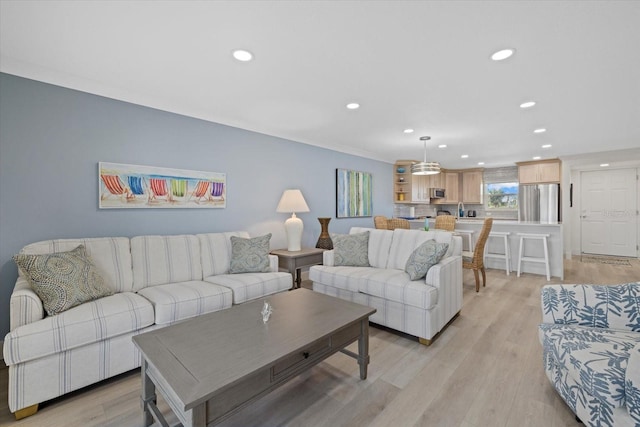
[407,218,563,280]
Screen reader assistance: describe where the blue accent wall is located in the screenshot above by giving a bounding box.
[0,73,393,337]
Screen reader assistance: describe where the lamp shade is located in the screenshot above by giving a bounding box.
[276,189,310,213]
[412,136,441,175]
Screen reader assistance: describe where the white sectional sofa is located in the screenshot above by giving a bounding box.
[3,231,291,418]
[310,227,463,345]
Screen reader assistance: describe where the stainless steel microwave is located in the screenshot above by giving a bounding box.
[429,188,445,199]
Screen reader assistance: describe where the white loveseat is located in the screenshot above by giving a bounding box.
[309,227,463,345]
[3,231,291,418]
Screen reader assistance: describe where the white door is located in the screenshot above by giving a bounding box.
[581,168,638,256]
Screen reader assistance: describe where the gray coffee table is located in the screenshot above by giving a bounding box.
[132,288,376,427]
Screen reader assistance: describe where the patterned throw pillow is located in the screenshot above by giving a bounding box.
[13,245,114,316]
[229,233,272,273]
[331,232,370,267]
[405,240,449,280]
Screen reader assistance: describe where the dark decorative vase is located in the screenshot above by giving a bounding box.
[316,217,333,249]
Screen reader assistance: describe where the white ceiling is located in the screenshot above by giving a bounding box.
[1,1,639,168]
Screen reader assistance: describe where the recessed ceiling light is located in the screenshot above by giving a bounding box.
[600,163,610,167]
[346,103,360,110]
[533,156,541,160]
[520,101,536,109]
[478,162,485,166]
[491,48,515,61]
[461,154,469,159]
[438,144,447,149]
[403,129,414,134]
[542,144,552,148]
[232,49,253,62]
[533,128,547,134]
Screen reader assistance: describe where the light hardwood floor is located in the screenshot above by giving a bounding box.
[1,257,639,427]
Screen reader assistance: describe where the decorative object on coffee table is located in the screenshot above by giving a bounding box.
[315,217,333,249]
[260,300,273,323]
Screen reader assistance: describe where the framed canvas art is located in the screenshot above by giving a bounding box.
[336,168,372,218]
[99,162,226,209]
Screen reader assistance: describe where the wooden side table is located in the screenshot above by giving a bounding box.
[270,248,325,289]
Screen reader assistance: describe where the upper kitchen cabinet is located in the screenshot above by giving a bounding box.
[393,161,415,203]
[517,159,561,184]
[411,175,431,203]
[462,169,484,204]
[443,172,460,203]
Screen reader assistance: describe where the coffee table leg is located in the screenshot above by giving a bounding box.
[358,319,371,380]
[141,359,156,426]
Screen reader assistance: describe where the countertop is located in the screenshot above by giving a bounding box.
[404,218,562,226]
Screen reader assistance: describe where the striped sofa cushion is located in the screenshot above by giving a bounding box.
[204,272,291,304]
[3,292,154,365]
[131,234,202,290]
[349,227,394,269]
[386,229,454,270]
[357,269,438,310]
[308,265,372,293]
[137,280,232,325]
[18,237,133,293]
[197,231,250,276]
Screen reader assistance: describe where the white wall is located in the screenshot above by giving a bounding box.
[561,149,640,258]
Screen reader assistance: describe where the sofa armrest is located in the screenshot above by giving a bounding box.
[541,283,640,331]
[426,255,463,325]
[425,255,462,288]
[268,254,279,272]
[624,343,640,422]
[9,277,45,331]
[323,250,335,266]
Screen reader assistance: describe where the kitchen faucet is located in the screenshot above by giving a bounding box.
[457,201,465,219]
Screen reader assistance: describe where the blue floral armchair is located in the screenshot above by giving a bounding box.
[539,282,640,427]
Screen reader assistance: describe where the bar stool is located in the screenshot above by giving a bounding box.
[484,231,511,275]
[454,229,475,252]
[517,233,551,281]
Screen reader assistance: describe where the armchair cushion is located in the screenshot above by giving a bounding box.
[540,323,640,410]
[541,283,640,331]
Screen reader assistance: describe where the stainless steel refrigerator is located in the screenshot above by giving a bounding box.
[519,183,561,222]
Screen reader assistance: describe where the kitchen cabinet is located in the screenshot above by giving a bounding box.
[517,160,561,184]
[411,175,430,203]
[462,170,484,204]
[443,172,460,203]
[393,161,415,203]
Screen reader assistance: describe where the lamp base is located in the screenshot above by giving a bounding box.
[284,214,303,251]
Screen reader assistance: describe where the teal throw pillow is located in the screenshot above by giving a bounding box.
[405,240,449,280]
[229,233,272,273]
[331,231,370,267]
[13,245,114,316]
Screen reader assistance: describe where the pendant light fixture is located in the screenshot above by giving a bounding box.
[411,136,441,175]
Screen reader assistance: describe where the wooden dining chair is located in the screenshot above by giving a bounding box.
[434,215,456,232]
[462,218,493,292]
[374,215,389,229]
[387,218,410,230]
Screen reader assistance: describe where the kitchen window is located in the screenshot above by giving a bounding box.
[485,182,519,210]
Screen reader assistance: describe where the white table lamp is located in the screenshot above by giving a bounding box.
[276,189,310,251]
